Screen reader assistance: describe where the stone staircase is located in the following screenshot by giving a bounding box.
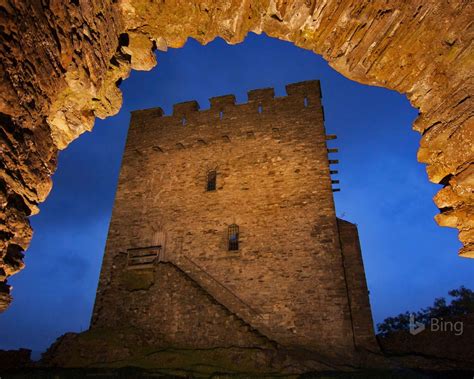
[168,253,279,345]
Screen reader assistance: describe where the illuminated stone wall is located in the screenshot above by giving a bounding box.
[90,80,376,357]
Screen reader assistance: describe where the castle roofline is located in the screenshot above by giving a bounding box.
[130,80,321,117]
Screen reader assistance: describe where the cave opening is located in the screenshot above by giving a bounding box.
[0,33,471,360]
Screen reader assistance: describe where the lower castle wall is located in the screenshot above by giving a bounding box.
[94,253,268,349]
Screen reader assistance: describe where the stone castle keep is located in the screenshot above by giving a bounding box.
[88,80,377,363]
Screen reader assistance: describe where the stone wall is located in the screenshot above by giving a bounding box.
[1,0,472,311]
[338,218,379,353]
[93,252,271,349]
[91,80,365,358]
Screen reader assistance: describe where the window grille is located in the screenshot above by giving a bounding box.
[228,224,239,251]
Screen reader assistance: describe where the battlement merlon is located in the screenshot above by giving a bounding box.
[209,95,236,110]
[173,100,200,116]
[130,107,164,119]
[247,88,275,104]
[285,80,322,98]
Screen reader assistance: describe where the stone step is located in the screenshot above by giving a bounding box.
[170,254,278,345]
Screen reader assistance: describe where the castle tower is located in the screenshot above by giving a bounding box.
[90,80,377,360]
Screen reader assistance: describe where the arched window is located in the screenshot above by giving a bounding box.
[207,170,217,191]
[228,224,239,251]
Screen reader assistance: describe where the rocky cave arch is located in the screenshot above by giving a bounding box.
[0,0,472,310]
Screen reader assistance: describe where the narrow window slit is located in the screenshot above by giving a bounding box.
[219,110,224,120]
[304,97,308,107]
[258,104,263,114]
[207,170,217,191]
[181,116,187,125]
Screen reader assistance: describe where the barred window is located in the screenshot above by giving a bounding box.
[228,224,239,251]
[207,170,217,191]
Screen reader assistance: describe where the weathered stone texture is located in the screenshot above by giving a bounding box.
[0,0,472,309]
[94,253,271,350]
[86,81,376,367]
[0,0,124,309]
[338,219,379,353]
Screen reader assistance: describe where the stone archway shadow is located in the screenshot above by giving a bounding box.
[0,1,472,310]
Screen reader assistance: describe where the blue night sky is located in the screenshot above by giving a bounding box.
[1,34,472,357]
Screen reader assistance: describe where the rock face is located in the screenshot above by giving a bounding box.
[0,0,472,310]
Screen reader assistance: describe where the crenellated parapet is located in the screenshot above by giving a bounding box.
[131,80,322,123]
[126,81,327,154]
